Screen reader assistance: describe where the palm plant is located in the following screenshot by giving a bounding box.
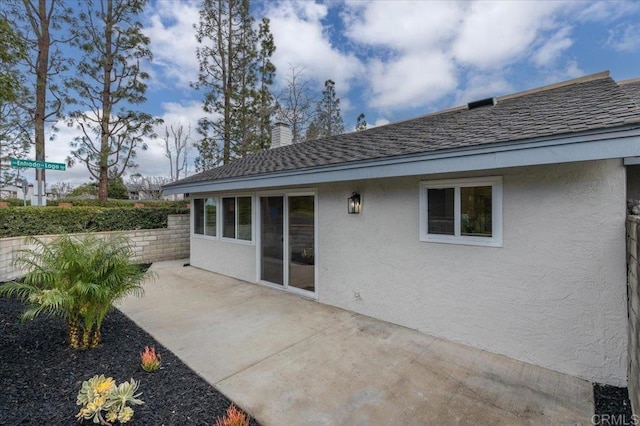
[0,234,151,349]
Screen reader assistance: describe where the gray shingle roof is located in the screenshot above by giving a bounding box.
[620,78,640,107]
[167,73,640,188]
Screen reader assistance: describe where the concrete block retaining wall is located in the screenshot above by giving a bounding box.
[627,215,640,414]
[0,214,189,282]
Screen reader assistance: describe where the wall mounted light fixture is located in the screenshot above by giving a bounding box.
[348,192,361,214]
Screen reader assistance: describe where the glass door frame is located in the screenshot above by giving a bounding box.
[256,189,318,299]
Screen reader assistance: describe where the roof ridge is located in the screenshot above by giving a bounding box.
[619,77,640,86]
[374,72,613,128]
[498,71,610,102]
[366,105,468,130]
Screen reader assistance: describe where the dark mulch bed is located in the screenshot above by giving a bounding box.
[593,383,634,425]
[0,294,259,425]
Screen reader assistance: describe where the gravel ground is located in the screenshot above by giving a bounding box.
[593,383,634,425]
[0,294,259,425]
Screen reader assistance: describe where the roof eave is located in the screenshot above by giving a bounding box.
[163,125,640,195]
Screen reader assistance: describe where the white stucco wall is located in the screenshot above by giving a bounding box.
[187,159,628,385]
[317,159,628,386]
[190,236,256,283]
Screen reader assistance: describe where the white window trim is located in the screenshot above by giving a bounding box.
[220,194,255,245]
[419,176,503,247]
[191,196,219,240]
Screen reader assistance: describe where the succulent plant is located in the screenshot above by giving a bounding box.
[140,346,161,372]
[215,404,249,426]
[76,375,143,425]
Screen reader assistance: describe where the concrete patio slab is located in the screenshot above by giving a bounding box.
[118,260,594,425]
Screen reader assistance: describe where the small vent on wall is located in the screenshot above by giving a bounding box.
[468,97,496,110]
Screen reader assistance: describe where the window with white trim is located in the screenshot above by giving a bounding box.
[193,197,218,237]
[222,196,252,241]
[420,177,502,247]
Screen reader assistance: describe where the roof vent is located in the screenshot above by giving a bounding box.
[467,97,496,110]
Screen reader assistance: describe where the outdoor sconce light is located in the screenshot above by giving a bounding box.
[348,192,361,214]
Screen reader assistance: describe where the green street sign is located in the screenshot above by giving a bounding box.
[10,158,66,171]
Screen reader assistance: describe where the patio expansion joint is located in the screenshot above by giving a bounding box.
[213,312,358,385]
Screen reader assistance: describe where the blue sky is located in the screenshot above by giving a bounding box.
[42,0,640,185]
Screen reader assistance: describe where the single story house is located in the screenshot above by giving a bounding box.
[164,71,640,387]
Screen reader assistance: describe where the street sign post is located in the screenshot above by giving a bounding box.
[10,158,66,171]
[21,179,28,207]
[9,158,66,207]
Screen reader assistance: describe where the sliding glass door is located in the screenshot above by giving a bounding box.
[288,196,315,293]
[260,196,284,285]
[259,194,315,295]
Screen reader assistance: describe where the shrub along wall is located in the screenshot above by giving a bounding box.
[0,214,190,281]
[0,198,188,208]
[0,206,189,238]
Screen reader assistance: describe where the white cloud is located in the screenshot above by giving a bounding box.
[158,101,204,133]
[372,117,390,128]
[453,74,514,107]
[264,1,364,95]
[532,26,574,67]
[143,0,200,89]
[607,23,640,52]
[565,60,584,78]
[341,1,460,111]
[367,53,457,109]
[339,1,590,112]
[578,1,640,22]
[343,1,462,51]
[538,59,585,85]
[452,1,567,69]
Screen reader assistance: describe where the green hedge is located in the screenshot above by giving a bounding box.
[0,206,189,238]
[1,198,189,208]
[51,199,189,208]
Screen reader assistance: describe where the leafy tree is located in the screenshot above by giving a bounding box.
[255,17,276,150]
[6,0,75,205]
[107,175,129,199]
[0,14,30,187]
[69,182,98,197]
[276,65,316,144]
[193,0,276,169]
[0,15,27,104]
[304,121,320,142]
[0,103,31,187]
[65,0,160,201]
[356,113,367,131]
[310,79,344,139]
[0,234,151,349]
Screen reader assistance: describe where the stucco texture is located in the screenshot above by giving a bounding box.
[317,159,627,386]
[191,237,256,283]
[188,159,628,386]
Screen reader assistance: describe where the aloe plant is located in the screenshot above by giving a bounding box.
[0,234,152,349]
